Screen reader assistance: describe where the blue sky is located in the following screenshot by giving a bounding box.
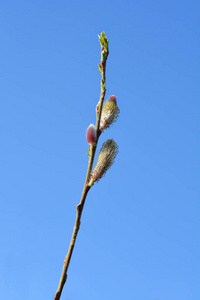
[0,1,199,299]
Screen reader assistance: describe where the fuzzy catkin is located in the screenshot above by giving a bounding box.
[92,139,118,182]
[100,99,120,131]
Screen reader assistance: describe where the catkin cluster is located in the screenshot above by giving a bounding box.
[86,95,120,185]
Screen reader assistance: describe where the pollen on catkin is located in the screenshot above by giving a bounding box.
[91,139,118,183]
[100,95,120,131]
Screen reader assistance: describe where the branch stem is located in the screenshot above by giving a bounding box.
[54,33,108,300]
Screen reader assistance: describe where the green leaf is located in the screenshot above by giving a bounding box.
[98,63,102,73]
[99,31,109,50]
[87,146,91,157]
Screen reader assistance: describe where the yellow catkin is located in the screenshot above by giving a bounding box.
[100,101,120,130]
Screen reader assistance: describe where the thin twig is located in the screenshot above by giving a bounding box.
[54,32,109,300]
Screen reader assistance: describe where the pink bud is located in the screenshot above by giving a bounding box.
[86,124,97,145]
[107,95,117,105]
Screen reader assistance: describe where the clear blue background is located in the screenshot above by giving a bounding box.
[0,1,199,299]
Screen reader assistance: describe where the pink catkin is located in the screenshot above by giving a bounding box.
[86,124,97,145]
[107,95,117,105]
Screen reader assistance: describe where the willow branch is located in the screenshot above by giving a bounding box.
[54,32,109,300]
